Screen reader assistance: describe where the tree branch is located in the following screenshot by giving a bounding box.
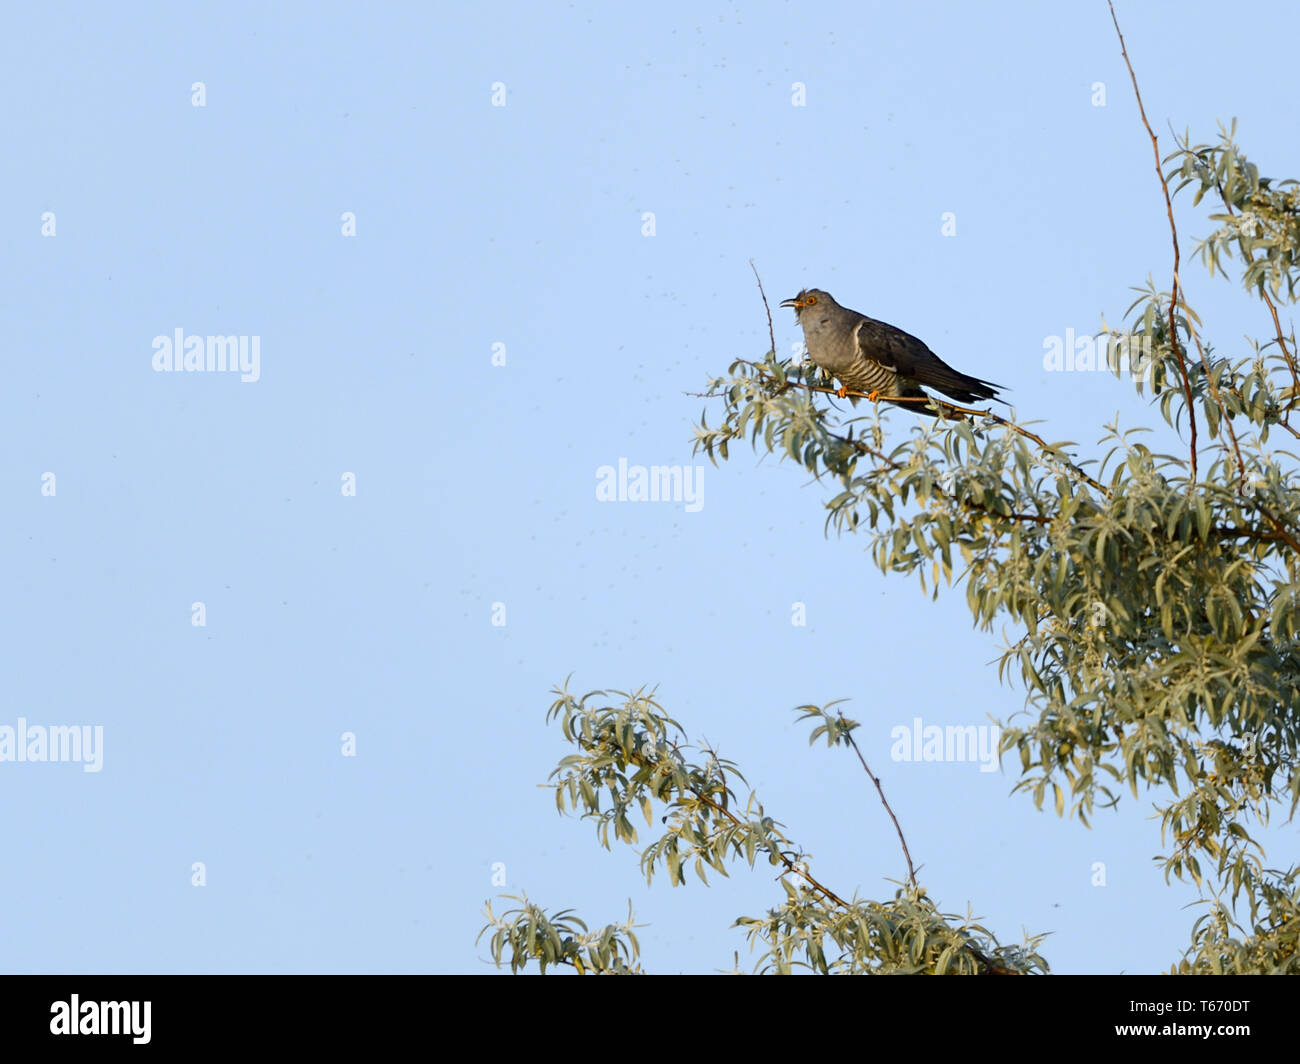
[726,358,1112,497]
[839,713,917,888]
[1109,1,1201,482]
[750,259,777,359]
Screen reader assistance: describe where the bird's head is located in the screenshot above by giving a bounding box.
[780,289,834,322]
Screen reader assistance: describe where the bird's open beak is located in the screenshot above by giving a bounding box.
[780,297,804,309]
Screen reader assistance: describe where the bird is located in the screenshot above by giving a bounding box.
[780,289,1003,416]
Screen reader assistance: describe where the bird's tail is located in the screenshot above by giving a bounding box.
[936,370,1003,405]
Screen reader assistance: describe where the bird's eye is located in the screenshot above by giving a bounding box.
[805,296,817,306]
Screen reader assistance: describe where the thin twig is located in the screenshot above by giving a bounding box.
[838,717,1017,974]
[750,259,777,359]
[1264,300,1300,415]
[839,714,917,888]
[1109,1,1200,482]
[1185,325,1246,481]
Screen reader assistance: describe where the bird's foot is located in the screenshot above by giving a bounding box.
[835,385,848,398]
[867,389,882,402]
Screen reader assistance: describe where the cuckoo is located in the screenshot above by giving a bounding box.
[781,288,1002,416]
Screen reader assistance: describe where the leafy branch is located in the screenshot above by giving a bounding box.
[478,683,1048,975]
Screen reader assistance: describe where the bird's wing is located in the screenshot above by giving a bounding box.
[852,315,1002,401]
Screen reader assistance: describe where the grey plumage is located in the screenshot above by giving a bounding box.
[780,288,1003,416]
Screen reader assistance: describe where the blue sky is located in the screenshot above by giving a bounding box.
[2,1,1296,973]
